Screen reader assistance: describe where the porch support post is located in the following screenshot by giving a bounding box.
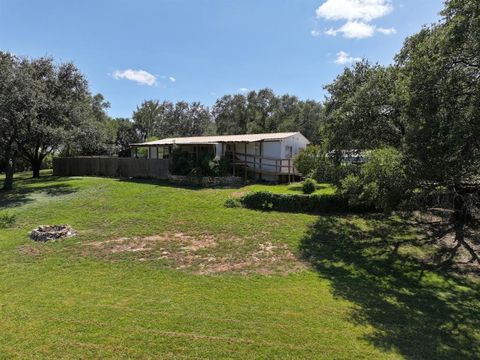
[288,158,291,184]
[244,143,247,182]
[259,141,263,181]
[232,143,236,177]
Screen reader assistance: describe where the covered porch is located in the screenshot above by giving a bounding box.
[130,133,306,182]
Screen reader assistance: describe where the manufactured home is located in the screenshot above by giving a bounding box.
[130,132,310,182]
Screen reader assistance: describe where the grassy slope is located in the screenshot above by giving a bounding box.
[0,173,478,359]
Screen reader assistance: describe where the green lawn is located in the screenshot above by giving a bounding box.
[0,172,478,359]
[243,182,336,195]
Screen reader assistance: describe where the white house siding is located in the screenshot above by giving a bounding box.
[134,132,310,181]
[148,147,158,159]
[280,133,309,159]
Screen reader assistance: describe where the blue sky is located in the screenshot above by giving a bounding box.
[0,0,443,118]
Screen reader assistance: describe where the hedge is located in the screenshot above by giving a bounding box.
[239,191,372,214]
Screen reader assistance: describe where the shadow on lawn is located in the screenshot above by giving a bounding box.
[287,183,331,192]
[117,177,244,191]
[0,178,78,208]
[300,215,480,360]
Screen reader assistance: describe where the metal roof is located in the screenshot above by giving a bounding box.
[131,132,303,146]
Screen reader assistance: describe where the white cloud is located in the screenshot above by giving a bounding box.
[238,88,249,93]
[113,69,156,86]
[168,76,176,83]
[311,29,321,37]
[316,0,393,22]
[315,0,394,39]
[377,26,396,35]
[325,28,338,36]
[326,21,376,39]
[335,51,362,65]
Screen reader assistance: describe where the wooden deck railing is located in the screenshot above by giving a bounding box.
[230,152,298,181]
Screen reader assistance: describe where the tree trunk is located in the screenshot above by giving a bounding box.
[453,196,466,244]
[31,157,42,178]
[2,157,15,191]
[452,189,480,265]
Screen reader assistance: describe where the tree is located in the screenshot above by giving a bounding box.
[17,57,90,177]
[339,147,408,212]
[132,100,213,139]
[66,94,117,156]
[396,0,480,265]
[114,118,141,157]
[212,89,325,143]
[212,94,248,135]
[246,89,278,133]
[132,100,162,141]
[296,100,325,145]
[0,53,42,189]
[323,61,405,150]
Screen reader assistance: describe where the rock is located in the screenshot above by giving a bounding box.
[30,225,77,242]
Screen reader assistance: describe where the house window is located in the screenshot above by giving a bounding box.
[285,145,293,158]
[158,146,170,159]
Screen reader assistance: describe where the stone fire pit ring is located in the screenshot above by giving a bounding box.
[30,225,77,242]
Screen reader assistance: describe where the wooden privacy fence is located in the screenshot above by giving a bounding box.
[53,157,170,179]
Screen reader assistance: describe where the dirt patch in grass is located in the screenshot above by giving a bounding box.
[17,244,51,257]
[83,232,305,276]
[413,211,480,276]
[230,191,246,198]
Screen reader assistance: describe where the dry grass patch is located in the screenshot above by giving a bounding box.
[83,232,305,276]
[17,244,47,257]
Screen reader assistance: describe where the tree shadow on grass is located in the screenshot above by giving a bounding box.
[300,214,480,360]
[0,182,78,208]
[116,177,244,191]
[287,183,331,192]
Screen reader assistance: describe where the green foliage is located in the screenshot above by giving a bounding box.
[133,100,213,141]
[340,147,409,212]
[240,191,370,213]
[212,89,325,143]
[294,146,359,184]
[224,198,241,208]
[0,212,16,229]
[192,153,216,177]
[114,118,142,157]
[323,61,404,150]
[216,156,232,177]
[67,94,118,157]
[41,154,54,170]
[302,178,316,194]
[169,148,194,176]
[293,146,323,177]
[0,53,91,186]
[170,146,232,178]
[132,100,163,141]
[396,1,480,187]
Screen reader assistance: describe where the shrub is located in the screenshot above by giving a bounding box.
[339,174,367,208]
[224,198,241,208]
[0,212,16,229]
[294,146,360,185]
[302,178,316,194]
[294,145,323,177]
[216,156,232,176]
[339,147,409,212]
[170,148,194,176]
[240,191,371,214]
[171,149,231,178]
[41,154,54,170]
